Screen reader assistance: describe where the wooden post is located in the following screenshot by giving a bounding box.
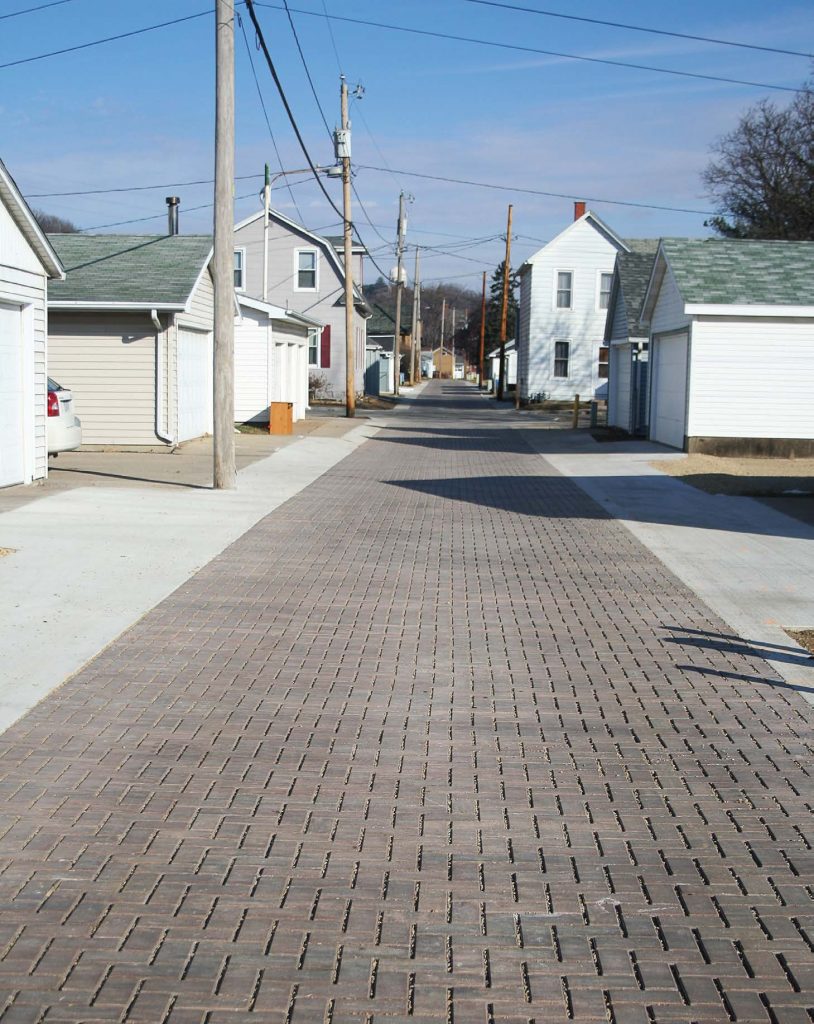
[341,78,355,418]
[392,191,406,396]
[572,394,580,429]
[478,271,486,388]
[496,204,513,401]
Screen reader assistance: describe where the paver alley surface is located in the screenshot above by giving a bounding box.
[1,381,812,1024]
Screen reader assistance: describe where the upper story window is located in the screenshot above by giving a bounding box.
[556,271,573,309]
[599,272,613,310]
[296,249,318,290]
[234,248,246,290]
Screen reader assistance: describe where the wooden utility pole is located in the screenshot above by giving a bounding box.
[411,247,421,384]
[339,77,356,417]
[478,271,486,388]
[213,0,235,488]
[392,192,407,396]
[451,306,456,380]
[440,297,446,373]
[496,204,513,402]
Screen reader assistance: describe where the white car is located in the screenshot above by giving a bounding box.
[47,377,82,454]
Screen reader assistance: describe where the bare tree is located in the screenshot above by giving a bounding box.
[703,79,814,239]
[32,208,79,233]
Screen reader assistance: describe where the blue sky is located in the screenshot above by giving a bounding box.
[2,0,812,286]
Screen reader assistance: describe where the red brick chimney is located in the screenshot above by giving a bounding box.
[574,201,586,221]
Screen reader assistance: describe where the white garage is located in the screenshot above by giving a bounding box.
[177,329,213,441]
[649,332,688,449]
[0,158,64,487]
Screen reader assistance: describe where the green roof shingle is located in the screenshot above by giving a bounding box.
[616,239,659,336]
[48,234,212,306]
[661,237,814,306]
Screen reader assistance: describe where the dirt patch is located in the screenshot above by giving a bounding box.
[786,629,814,657]
[0,548,15,558]
[651,453,814,496]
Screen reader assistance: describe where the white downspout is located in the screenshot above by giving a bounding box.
[152,309,173,444]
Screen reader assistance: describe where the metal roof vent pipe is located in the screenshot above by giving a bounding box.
[166,196,180,235]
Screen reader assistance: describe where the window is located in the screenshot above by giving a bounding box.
[599,272,613,310]
[556,271,572,309]
[554,341,570,378]
[598,345,609,379]
[233,248,245,290]
[308,329,319,366]
[297,249,317,290]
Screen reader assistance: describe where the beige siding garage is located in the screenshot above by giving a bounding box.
[49,314,159,445]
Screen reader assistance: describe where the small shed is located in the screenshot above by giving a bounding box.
[641,238,814,454]
[48,234,214,447]
[0,158,64,487]
[605,240,658,435]
[235,295,318,424]
[487,340,517,387]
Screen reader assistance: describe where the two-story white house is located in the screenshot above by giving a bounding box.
[517,203,629,402]
[233,209,369,401]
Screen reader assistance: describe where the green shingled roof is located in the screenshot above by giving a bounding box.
[616,239,659,336]
[48,234,212,306]
[661,237,814,306]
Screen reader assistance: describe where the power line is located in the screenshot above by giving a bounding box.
[281,0,333,137]
[320,0,343,75]
[358,163,715,216]
[238,11,305,221]
[460,0,813,60]
[254,3,798,93]
[25,173,260,199]
[1,0,78,20]
[77,190,259,232]
[0,9,212,71]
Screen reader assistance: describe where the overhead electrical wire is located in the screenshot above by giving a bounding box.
[357,163,715,216]
[237,10,305,222]
[1,0,78,20]
[460,0,813,60]
[254,3,799,94]
[78,190,260,233]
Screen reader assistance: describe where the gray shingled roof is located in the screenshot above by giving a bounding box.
[661,238,814,306]
[616,239,659,336]
[48,234,212,306]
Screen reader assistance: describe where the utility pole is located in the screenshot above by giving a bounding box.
[213,0,235,489]
[440,297,446,374]
[478,271,486,388]
[339,77,355,417]
[451,307,456,380]
[496,204,513,402]
[262,163,270,302]
[411,247,421,385]
[392,192,407,396]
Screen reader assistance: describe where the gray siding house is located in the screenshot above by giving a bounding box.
[233,209,369,400]
[47,234,214,447]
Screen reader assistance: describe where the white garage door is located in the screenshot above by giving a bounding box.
[177,329,212,441]
[0,304,24,487]
[650,333,688,449]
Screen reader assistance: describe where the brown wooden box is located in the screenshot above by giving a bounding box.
[269,401,293,435]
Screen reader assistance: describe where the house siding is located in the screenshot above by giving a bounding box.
[687,316,814,439]
[48,312,162,445]
[650,265,689,335]
[519,218,624,401]
[0,201,50,483]
[234,215,366,400]
[177,266,215,331]
[607,289,628,342]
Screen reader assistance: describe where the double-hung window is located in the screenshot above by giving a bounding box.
[598,272,613,310]
[234,248,246,290]
[308,329,319,366]
[554,341,570,378]
[556,271,573,309]
[297,249,317,290]
[598,345,609,379]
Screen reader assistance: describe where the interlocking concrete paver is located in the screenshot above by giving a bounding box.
[0,380,812,1023]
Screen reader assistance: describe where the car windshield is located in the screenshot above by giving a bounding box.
[47,377,64,392]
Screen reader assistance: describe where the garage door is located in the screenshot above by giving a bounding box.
[177,330,212,441]
[0,304,24,487]
[650,333,688,449]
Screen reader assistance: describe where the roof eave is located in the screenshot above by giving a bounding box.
[0,158,65,280]
[685,302,814,317]
[49,300,186,311]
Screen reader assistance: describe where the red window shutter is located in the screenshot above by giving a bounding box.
[320,325,331,368]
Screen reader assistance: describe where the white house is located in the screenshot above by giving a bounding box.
[235,295,320,424]
[233,209,370,402]
[47,233,214,447]
[487,340,517,387]
[641,237,814,454]
[0,158,64,487]
[517,203,628,402]
[605,240,658,435]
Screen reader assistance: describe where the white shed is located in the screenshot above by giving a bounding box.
[487,340,517,387]
[47,234,214,447]
[641,238,814,455]
[0,158,64,487]
[235,296,318,424]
